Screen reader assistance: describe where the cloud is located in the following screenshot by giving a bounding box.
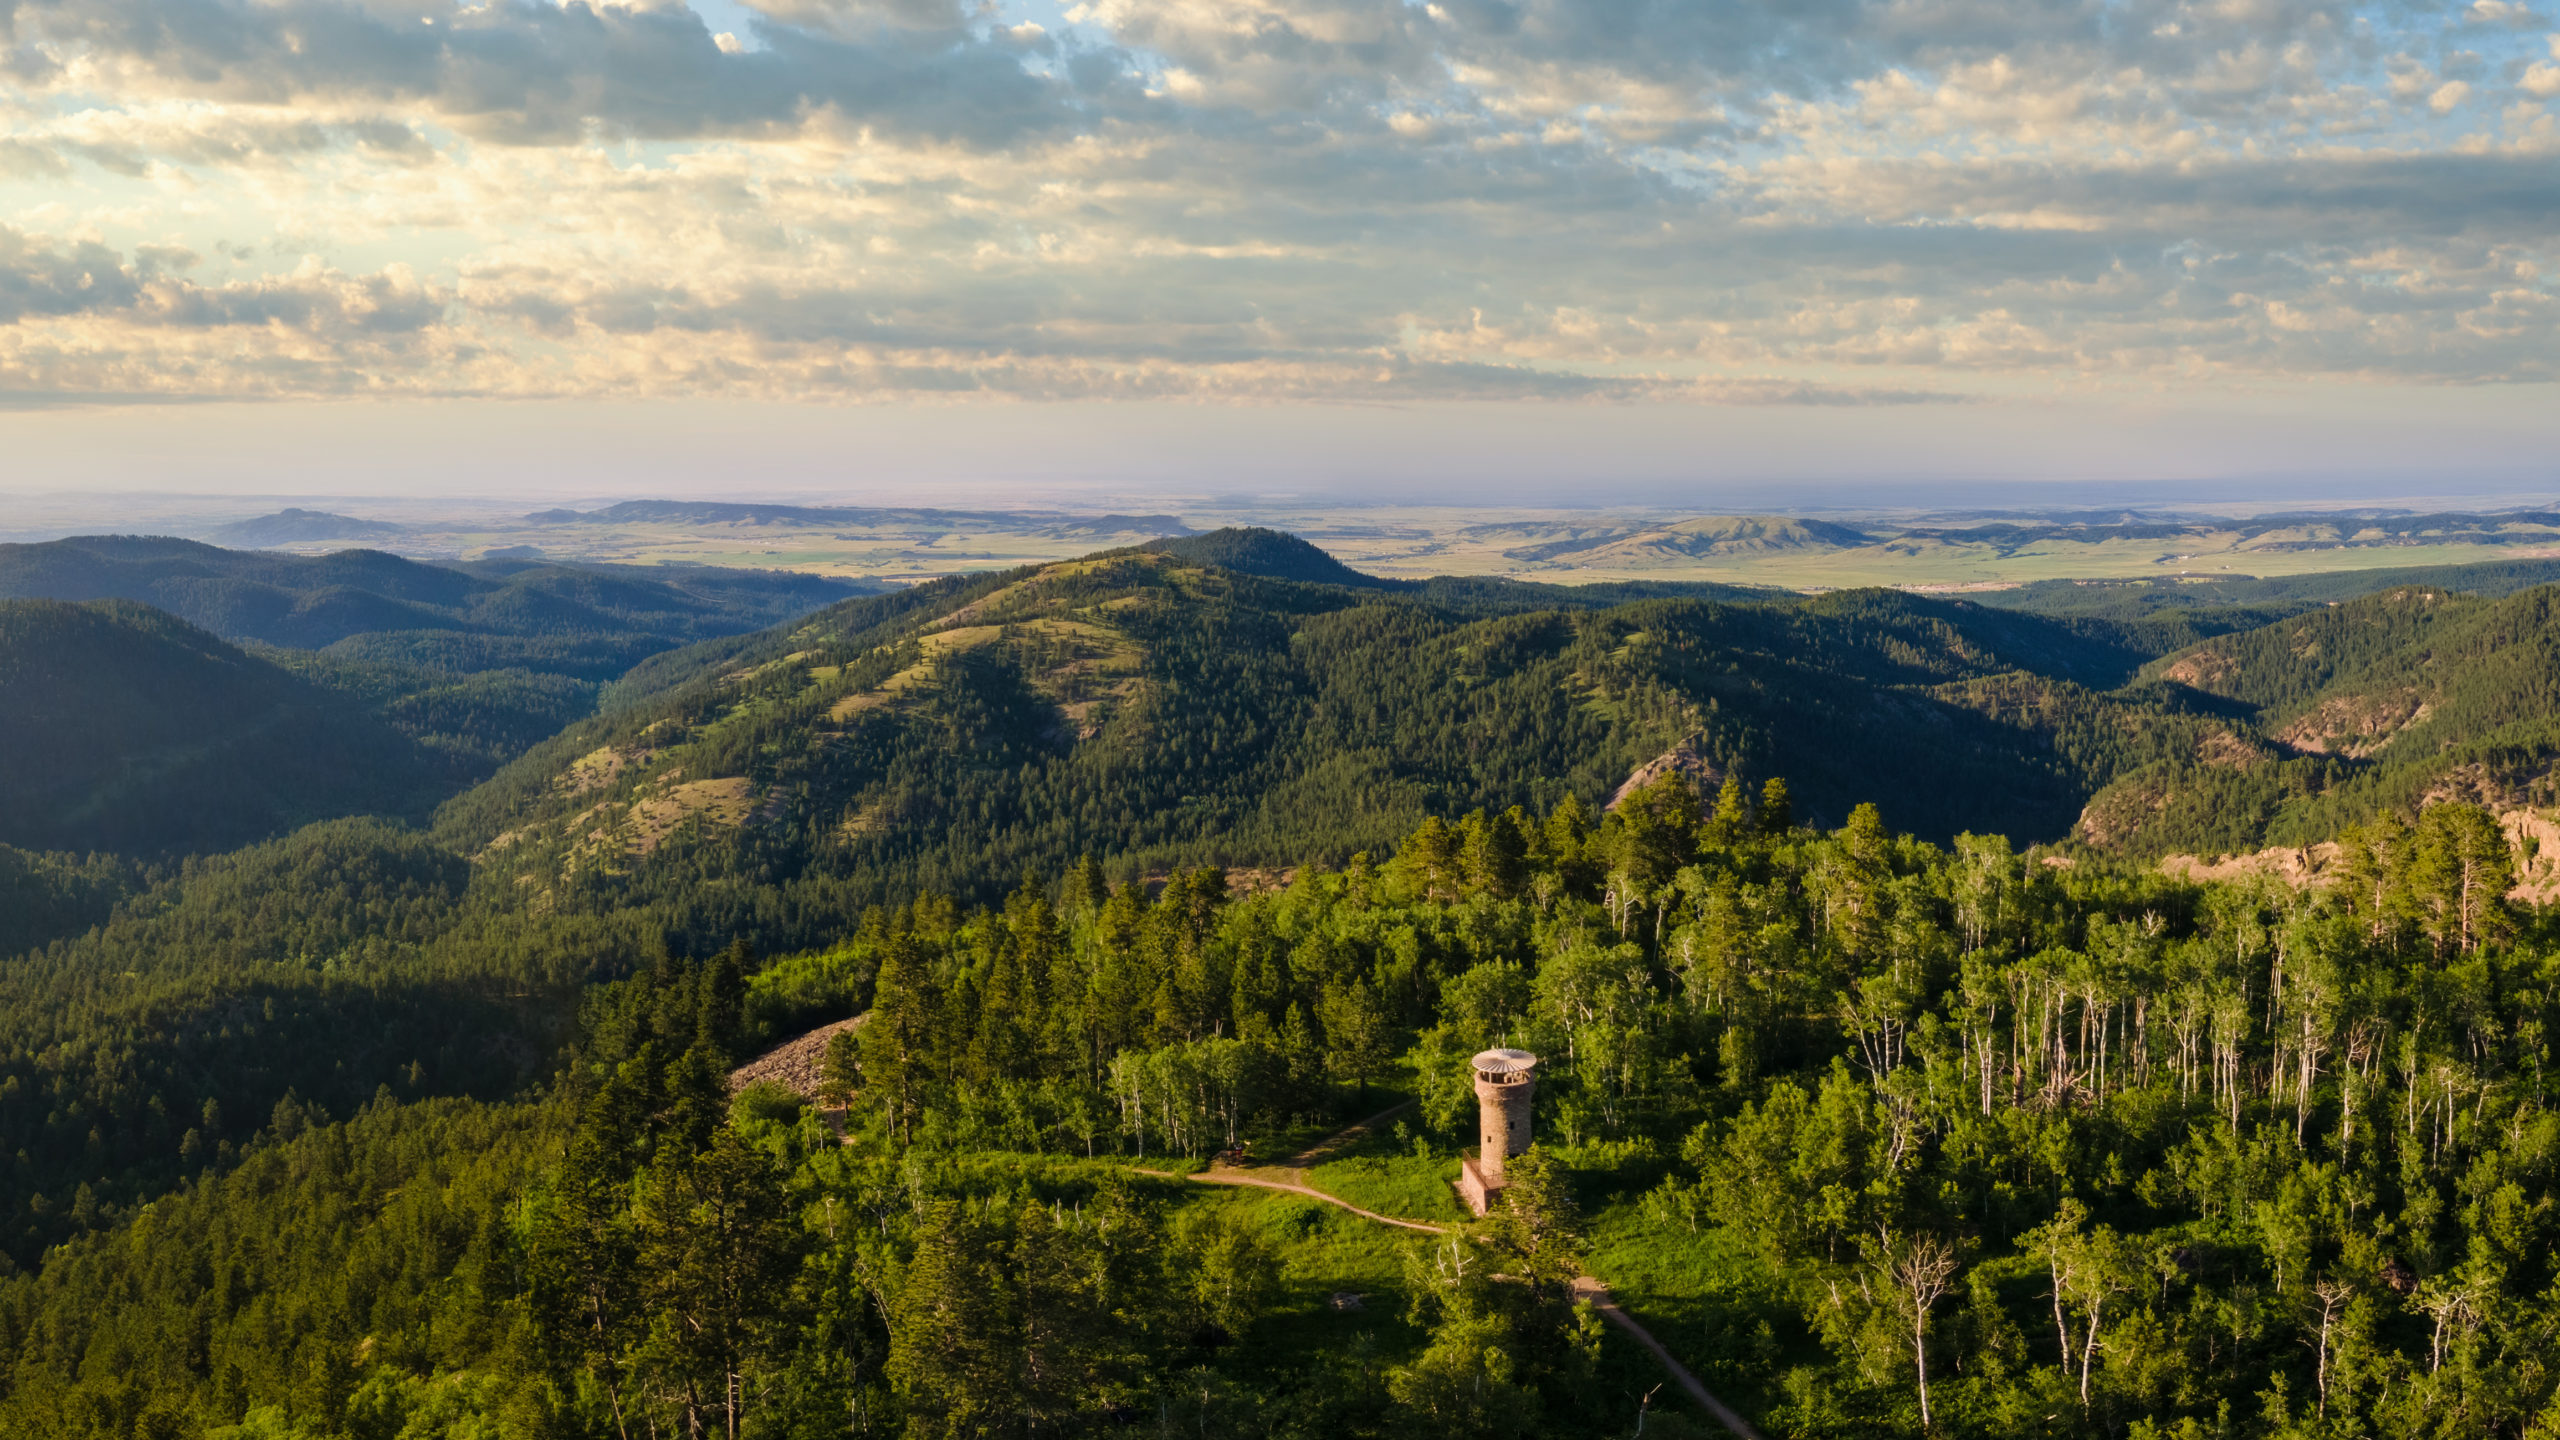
[9,0,1074,145]
[0,227,445,332]
[0,0,2554,402]
[0,227,143,320]
[2527,35,2560,95]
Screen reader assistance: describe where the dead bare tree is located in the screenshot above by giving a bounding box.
[2308,1279,2354,1417]
[1877,1226,1962,1431]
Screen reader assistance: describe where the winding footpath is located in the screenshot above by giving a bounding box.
[1151,1101,1768,1440]
[737,1026,1765,1439]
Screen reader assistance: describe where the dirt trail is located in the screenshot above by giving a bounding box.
[1140,1107,1762,1440]
[738,1033,1761,1436]
[1135,1166,1441,1234]
[1574,1277,1767,1439]
[1256,1097,1415,1178]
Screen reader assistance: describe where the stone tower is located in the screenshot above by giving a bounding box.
[1458,1048,1536,1215]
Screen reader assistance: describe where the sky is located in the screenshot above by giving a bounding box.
[1,0,2556,496]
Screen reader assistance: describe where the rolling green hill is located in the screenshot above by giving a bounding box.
[0,600,457,855]
[436,525,2560,918]
[0,536,880,791]
[0,535,869,656]
[16,529,2560,1440]
[1145,525,1397,586]
[432,533,2199,939]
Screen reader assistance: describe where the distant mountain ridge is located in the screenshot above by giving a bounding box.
[0,538,884,846]
[22,522,2560,868]
[526,501,1197,537]
[435,526,2212,924]
[1894,509,2560,559]
[1979,557,2560,621]
[428,525,2560,921]
[1488,514,1871,565]
[204,509,406,548]
[1458,508,2560,573]
[0,535,869,655]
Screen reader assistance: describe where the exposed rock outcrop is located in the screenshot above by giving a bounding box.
[728,1014,868,1097]
[1609,737,1721,811]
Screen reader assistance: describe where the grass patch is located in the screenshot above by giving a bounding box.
[1304,1152,1469,1223]
[1586,1200,1806,1425]
[1177,1184,1426,1371]
[1236,1082,1419,1165]
[1177,1173,1727,1436]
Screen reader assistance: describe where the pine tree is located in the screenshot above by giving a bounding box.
[1758,777,1793,835]
[528,1129,645,1440]
[1459,807,1531,900]
[859,939,933,1141]
[697,941,750,1065]
[2336,812,2417,942]
[1703,774,1751,848]
[1319,977,1392,1102]
[634,1128,803,1440]
[818,1028,862,1110]
[2411,802,2515,955]
[1400,816,1463,903]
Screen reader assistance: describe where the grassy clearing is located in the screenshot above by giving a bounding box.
[1585,1202,1808,1420]
[1202,1185,1415,1311]
[626,776,755,853]
[1289,1097,1771,1440]
[1304,1151,1470,1222]
[1183,1182,1720,1435]
[1177,1183,1427,1403]
[1233,1083,1420,1165]
[1292,1096,1470,1221]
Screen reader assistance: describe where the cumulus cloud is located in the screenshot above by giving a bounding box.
[0,0,2554,401]
[8,0,1071,144]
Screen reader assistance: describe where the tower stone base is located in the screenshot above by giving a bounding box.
[1457,1152,1504,1216]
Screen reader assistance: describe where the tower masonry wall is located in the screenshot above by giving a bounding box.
[1463,1050,1537,1211]
[1473,1072,1535,1186]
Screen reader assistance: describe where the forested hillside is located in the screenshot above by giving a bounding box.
[0,601,452,854]
[10,527,2560,1440]
[438,535,2207,931]
[0,819,594,1262]
[0,538,876,833]
[2074,585,2560,856]
[0,536,866,655]
[5,778,2558,1439]
[0,844,141,959]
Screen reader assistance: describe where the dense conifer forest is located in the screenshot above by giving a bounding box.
[0,601,456,853]
[9,530,2560,1438]
[7,781,2560,1438]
